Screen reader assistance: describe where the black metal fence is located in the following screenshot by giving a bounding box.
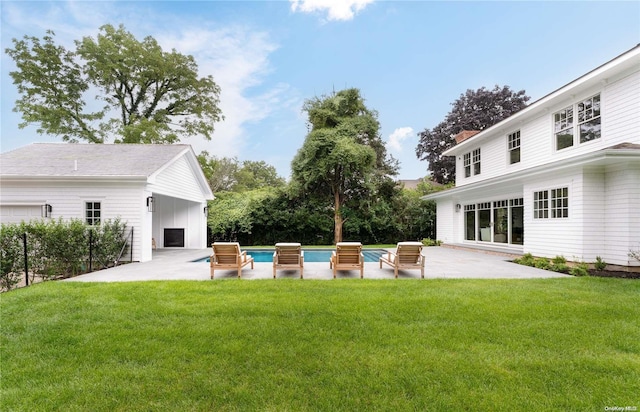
[1,226,133,292]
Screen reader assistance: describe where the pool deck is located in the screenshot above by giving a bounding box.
[65,246,569,282]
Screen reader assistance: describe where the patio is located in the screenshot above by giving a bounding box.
[65,246,568,282]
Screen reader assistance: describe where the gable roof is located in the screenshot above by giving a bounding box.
[0,143,192,177]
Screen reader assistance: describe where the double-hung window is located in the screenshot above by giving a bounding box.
[508,130,521,164]
[463,153,471,178]
[472,149,481,175]
[554,93,601,150]
[578,94,601,143]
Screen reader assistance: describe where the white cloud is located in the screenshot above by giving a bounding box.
[290,0,375,21]
[387,127,414,152]
[157,26,284,156]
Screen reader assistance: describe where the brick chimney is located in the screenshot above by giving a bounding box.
[454,130,480,144]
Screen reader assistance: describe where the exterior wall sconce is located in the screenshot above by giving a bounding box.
[41,203,52,218]
[456,203,461,212]
[203,206,209,215]
[146,196,155,212]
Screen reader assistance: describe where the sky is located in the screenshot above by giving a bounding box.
[1,1,639,180]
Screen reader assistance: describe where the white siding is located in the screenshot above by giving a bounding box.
[524,172,583,260]
[605,163,640,266]
[150,155,207,203]
[454,70,640,187]
[581,168,606,261]
[436,200,454,243]
[0,180,146,262]
[152,194,208,249]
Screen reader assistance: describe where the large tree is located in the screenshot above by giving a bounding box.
[291,88,397,244]
[416,85,529,184]
[6,24,223,144]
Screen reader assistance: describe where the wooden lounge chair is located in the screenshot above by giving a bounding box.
[379,241,425,278]
[330,242,364,279]
[272,243,304,279]
[210,242,254,279]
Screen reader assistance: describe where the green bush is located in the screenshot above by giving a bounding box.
[551,255,569,273]
[513,253,535,267]
[0,218,128,291]
[570,262,590,277]
[533,257,551,270]
[594,256,607,271]
[421,238,442,247]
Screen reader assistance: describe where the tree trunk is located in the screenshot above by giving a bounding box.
[334,190,343,244]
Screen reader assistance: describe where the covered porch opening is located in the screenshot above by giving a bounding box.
[150,193,207,249]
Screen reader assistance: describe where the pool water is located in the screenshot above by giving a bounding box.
[197,249,385,263]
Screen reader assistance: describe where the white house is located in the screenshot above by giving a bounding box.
[425,45,640,268]
[0,143,214,262]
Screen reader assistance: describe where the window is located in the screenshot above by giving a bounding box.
[464,153,471,178]
[551,187,569,218]
[508,130,521,164]
[554,106,574,150]
[86,202,101,225]
[473,148,481,175]
[578,94,601,143]
[533,191,548,219]
[534,188,568,219]
[554,94,601,150]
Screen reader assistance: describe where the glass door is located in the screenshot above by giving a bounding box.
[493,200,508,243]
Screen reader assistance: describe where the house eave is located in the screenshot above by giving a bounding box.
[423,148,640,201]
[0,175,147,183]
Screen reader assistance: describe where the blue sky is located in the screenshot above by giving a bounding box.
[1,1,639,180]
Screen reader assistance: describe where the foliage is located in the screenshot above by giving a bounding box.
[291,88,397,243]
[551,255,569,273]
[2,280,639,410]
[594,256,607,271]
[533,257,551,270]
[628,248,640,263]
[198,152,285,193]
[207,190,271,242]
[6,24,222,144]
[513,253,535,267]
[416,85,530,184]
[570,262,590,277]
[0,218,128,291]
[421,238,442,247]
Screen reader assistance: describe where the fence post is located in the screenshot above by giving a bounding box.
[23,233,29,287]
[89,229,93,273]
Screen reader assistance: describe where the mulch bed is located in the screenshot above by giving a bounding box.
[589,270,640,279]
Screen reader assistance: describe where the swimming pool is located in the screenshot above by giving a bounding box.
[196,248,386,263]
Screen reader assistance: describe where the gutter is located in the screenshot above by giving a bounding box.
[423,147,640,200]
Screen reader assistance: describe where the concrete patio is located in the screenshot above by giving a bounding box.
[65,246,569,282]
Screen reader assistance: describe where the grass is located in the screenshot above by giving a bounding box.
[2,278,639,411]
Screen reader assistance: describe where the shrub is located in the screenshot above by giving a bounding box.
[533,257,551,270]
[0,218,129,291]
[594,256,607,271]
[421,238,442,247]
[551,255,569,273]
[570,262,590,277]
[514,253,535,267]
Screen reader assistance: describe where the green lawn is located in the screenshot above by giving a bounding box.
[2,278,639,411]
